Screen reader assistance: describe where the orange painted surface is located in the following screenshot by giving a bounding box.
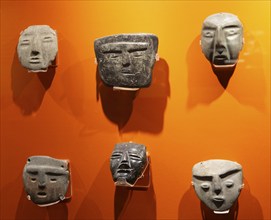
[0,1,270,219]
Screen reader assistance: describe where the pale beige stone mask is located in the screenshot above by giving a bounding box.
[17,25,58,72]
[192,159,243,213]
[201,13,243,67]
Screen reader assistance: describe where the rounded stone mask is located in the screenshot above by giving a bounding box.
[192,159,243,212]
[94,33,158,88]
[110,142,148,186]
[200,13,243,67]
[17,25,58,72]
[23,156,70,206]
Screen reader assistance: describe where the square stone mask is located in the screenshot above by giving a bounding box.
[110,142,148,187]
[192,159,243,212]
[200,13,243,67]
[23,156,70,207]
[94,34,158,88]
[17,25,58,72]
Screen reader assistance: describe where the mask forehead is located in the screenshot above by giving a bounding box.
[203,13,242,28]
[114,142,146,154]
[20,25,56,37]
[192,159,242,177]
[94,33,158,52]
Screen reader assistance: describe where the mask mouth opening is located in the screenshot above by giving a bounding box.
[117,169,132,174]
[213,210,230,214]
[37,192,47,198]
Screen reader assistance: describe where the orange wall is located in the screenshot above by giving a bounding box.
[1,1,270,219]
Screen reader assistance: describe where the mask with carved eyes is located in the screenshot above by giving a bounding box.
[94,34,158,89]
[17,25,58,72]
[200,13,244,68]
[110,142,148,187]
[22,156,70,206]
[192,159,243,213]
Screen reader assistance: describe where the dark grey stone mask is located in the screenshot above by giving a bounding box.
[110,142,148,187]
[94,34,158,88]
[17,25,58,72]
[200,13,243,68]
[192,159,243,213]
[23,156,70,207]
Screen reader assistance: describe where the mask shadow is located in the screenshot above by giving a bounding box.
[96,58,170,134]
[11,49,56,116]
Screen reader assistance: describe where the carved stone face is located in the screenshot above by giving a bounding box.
[23,156,70,206]
[110,142,147,186]
[201,13,243,67]
[17,25,58,72]
[94,34,158,88]
[192,159,243,212]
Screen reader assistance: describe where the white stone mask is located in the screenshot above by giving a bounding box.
[23,156,70,207]
[17,25,58,72]
[200,13,243,68]
[192,159,243,213]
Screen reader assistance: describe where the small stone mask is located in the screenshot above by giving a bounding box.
[94,34,158,88]
[192,159,243,213]
[23,156,70,206]
[200,13,243,67]
[110,142,148,186]
[17,25,58,72]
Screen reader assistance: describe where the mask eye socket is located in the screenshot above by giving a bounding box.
[31,178,36,182]
[111,153,122,160]
[203,30,215,38]
[225,180,234,188]
[50,178,57,182]
[201,183,210,192]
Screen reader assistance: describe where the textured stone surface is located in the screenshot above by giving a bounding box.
[94,34,158,88]
[23,156,70,206]
[192,159,243,212]
[201,13,243,67]
[110,142,148,186]
[17,25,58,72]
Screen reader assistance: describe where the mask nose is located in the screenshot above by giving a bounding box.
[213,176,222,195]
[122,52,131,67]
[120,152,131,167]
[31,51,40,56]
[30,37,41,56]
[215,28,227,54]
[38,175,46,189]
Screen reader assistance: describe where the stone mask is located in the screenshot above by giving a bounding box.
[192,159,243,213]
[94,33,158,89]
[23,156,70,207]
[17,25,58,72]
[110,142,148,187]
[200,13,243,68]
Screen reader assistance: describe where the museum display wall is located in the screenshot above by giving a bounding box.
[1,1,270,219]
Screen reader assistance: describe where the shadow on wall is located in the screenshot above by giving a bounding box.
[226,30,266,112]
[186,35,225,110]
[15,190,68,220]
[96,58,170,134]
[11,50,56,116]
[74,160,113,219]
[114,164,156,220]
[12,181,68,220]
[186,34,266,112]
[178,179,263,220]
